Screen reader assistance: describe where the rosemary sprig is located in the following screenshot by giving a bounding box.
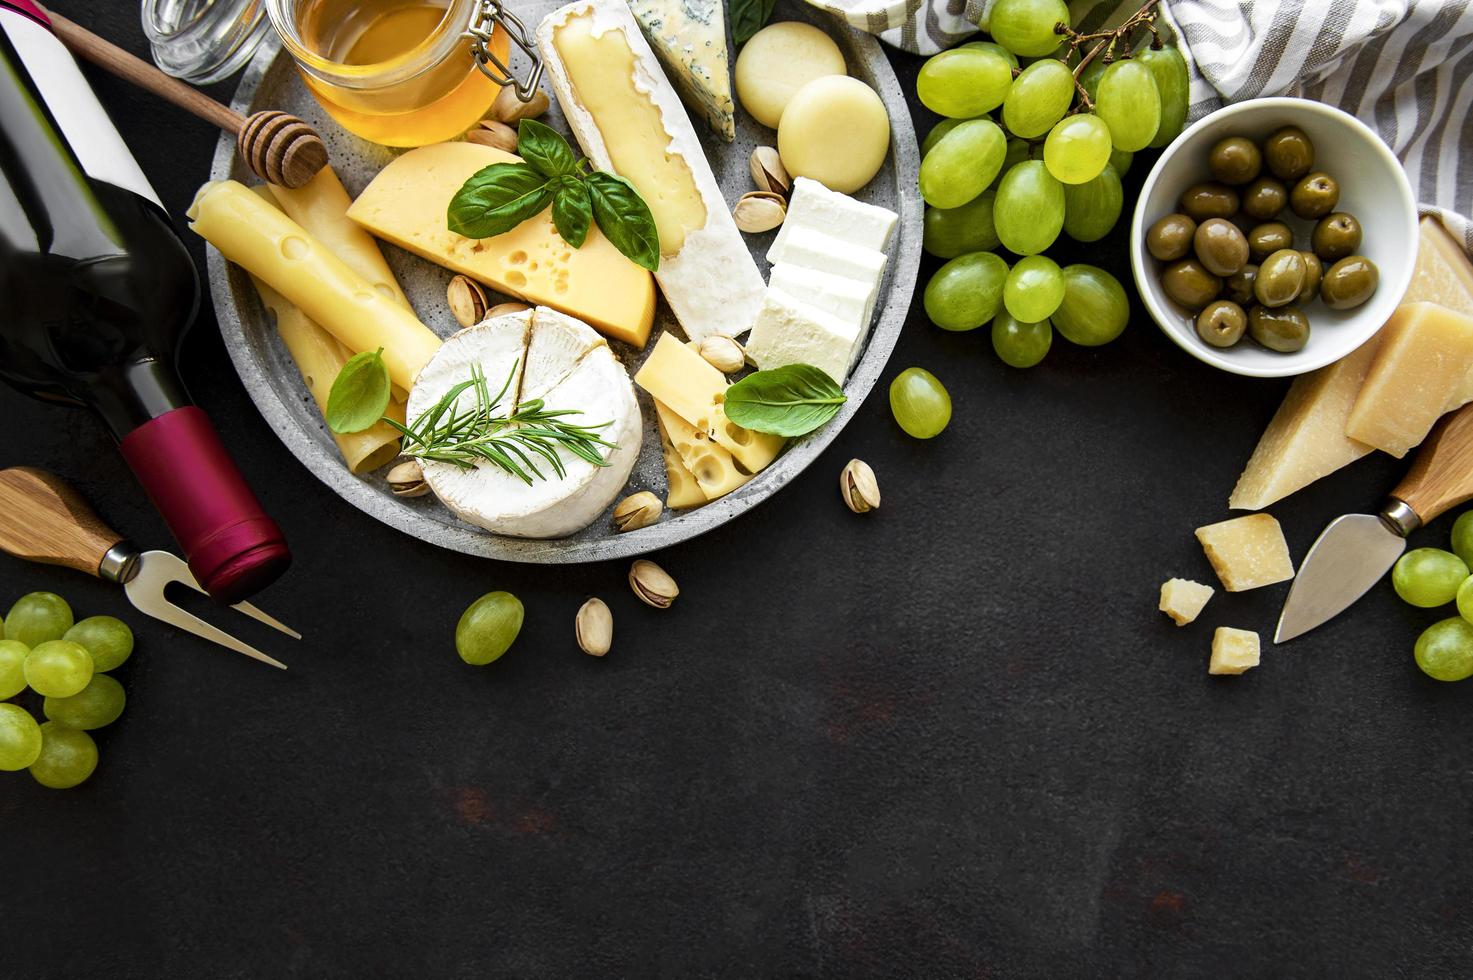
[386,362,615,486]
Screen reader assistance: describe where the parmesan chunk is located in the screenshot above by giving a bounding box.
[1159,578,1215,626]
[1195,514,1295,592]
[1403,217,1473,318]
[1345,302,1473,457]
[1210,627,1260,675]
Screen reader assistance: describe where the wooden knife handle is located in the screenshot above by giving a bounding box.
[0,468,125,577]
[1391,403,1473,524]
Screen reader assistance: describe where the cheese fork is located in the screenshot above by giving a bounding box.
[0,467,296,670]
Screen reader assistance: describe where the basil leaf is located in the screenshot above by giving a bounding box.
[730,0,776,45]
[723,364,847,437]
[447,162,554,239]
[517,118,578,179]
[327,348,392,434]
[551,178,592,248]
[585,171,660,272]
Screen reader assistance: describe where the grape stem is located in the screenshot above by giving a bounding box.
[1060,0,1163,110]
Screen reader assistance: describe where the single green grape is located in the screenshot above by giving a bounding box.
[1002,59,1074,138]
[1043,114,1112,185]
[994,161,1065,256]
[44,674,126,731]
[456,591,524,665]
[1052,264,1129,346]
[64,616,134,672]
[923,251,1009,331]
[23,640,94,698]
[919,119,1007,208]
[1094,59,1161,152]
[1136,45,1189,148]
[1109,146,1134,175]
[1451,511,1473,568]
[960,40,1018,69]
[1392,548,1469,607]
[889,368,952,439]
[923,191,1000,258]
[921,118,966,158]
[29,722,97,789]
[4,592,73,648]
[991,313,1053,368]
[1415,618,1473,682]
[1003,255,1066,323]
[989,0,1070,57]
[0,703,42,771]
[1457,575,1473,624]
[0,639,28,699]
[1062,163,1123,242]
[916,48,1014,118]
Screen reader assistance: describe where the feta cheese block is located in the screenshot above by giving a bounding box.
[406,308,642,538]
[769,177,898,257]
[1195,514,1295,593]
[1209,627,1260,676]
[1159,578,1214,627]
[628,0,734,141]
[745,289,859,385]
[767,226,887,284]
[345,142,655,348]
[1345,302,1473,458]
[538,0,766,341]
[768,263,878,336]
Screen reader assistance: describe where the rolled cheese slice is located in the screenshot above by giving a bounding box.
[406,308,642,538]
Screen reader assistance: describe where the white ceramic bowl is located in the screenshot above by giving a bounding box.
[1130,97,1418,378]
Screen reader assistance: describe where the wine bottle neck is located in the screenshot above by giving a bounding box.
[89,360,190,441]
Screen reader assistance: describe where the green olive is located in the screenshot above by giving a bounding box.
[1298,251,1323,303]
[1160,258,1223,312]
[1247,221,1294,262]
[1178,182,1240,222]
[1242,177,1288,221]
[1263,125,1315,181]
[1196,300,1248,348]
[1224,264,1258,306]
[455,591,525,665]
[1289,171,1339,219]
[1193,218,1249,276]
[1146,213,1197,262]
[1208,136,1263,185]
[1249,305,1311,353]
[1320,255,1380,310]
[1312,212,1363,261]
[1254,248,1307,308]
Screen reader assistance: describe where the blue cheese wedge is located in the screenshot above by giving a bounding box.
[537,0,765,341]
[628,0,735,142]
[744,289,860,385]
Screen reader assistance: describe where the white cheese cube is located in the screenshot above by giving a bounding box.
[744,289,859,384]
[769,177,898,257]
[1210,627,1261,675]
[1158,578,1214,626]
[766,227,887,285]
[768,263,876,328]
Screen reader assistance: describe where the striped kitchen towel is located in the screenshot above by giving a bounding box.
[808,0,1473,247]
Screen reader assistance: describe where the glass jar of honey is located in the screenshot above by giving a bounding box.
[264,0,542,147]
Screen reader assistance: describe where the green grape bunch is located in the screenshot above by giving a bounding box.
[917,0,1189,369]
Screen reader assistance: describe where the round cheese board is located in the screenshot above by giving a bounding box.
[206,0,921,563]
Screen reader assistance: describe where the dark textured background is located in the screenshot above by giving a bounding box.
[4,2,1473,977]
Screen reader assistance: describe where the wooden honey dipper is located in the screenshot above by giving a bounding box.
[44,7,328,189]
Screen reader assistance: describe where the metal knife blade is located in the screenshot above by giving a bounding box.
[1276,514,1407,643]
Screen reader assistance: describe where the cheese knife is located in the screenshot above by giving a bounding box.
[1277,403,1473,642]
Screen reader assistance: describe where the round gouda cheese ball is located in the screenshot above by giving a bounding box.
[734,22,847,129]
[777,75,890,195]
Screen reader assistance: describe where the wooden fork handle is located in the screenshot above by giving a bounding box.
[0,467,125,577]
[1391,402,1473,525]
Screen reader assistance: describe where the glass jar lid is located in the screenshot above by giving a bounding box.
[141,0,273,84]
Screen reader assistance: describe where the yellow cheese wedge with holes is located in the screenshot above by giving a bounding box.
[658,411,709,508]
[653,400,749,500]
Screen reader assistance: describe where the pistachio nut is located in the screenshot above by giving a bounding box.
[839,459,880,514]
[629,559,679,609]
[576,597,613,657]
[490,86,550,124]
[698,335,746,374]
[487,301,533,318]
[613,491,663,532]
[466,119,518,153]
[749,146,791,197]
[387,459,429,498]
[447,275,489,328]
[733,191,786,234]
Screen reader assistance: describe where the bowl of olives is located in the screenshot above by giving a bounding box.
[1130,97,1417,377]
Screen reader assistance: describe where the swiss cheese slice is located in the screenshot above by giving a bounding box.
[658,411,711,508]
[537,0,766,341]
[1345,302,1473,458]
[345,142,656,348]
[628,0,735,141]
[653,400,748,500]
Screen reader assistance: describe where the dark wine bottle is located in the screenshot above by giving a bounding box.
[0,0,289,603]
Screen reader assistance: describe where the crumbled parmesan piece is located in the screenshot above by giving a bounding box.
[1195,514,1295,592]
[1159,578,1214,626]
[1210,627,1261,675]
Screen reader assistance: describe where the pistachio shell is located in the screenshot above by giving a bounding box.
[387,459,429,498]
[466,119,518,153]
[749,146,791,196]
[490,86,549,124]
[839,459,880,513]
[733,191,786,234]
[629,559,679,609]
[576,597,613,656]
[446,275,489,328]
[698,335,746,374]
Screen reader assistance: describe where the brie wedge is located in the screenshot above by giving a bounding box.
[406,308,641,538]
[537,0,765,342]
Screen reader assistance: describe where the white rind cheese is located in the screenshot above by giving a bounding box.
[628,0,735,141]
[537,0,765,342]
[406,308,641,538]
